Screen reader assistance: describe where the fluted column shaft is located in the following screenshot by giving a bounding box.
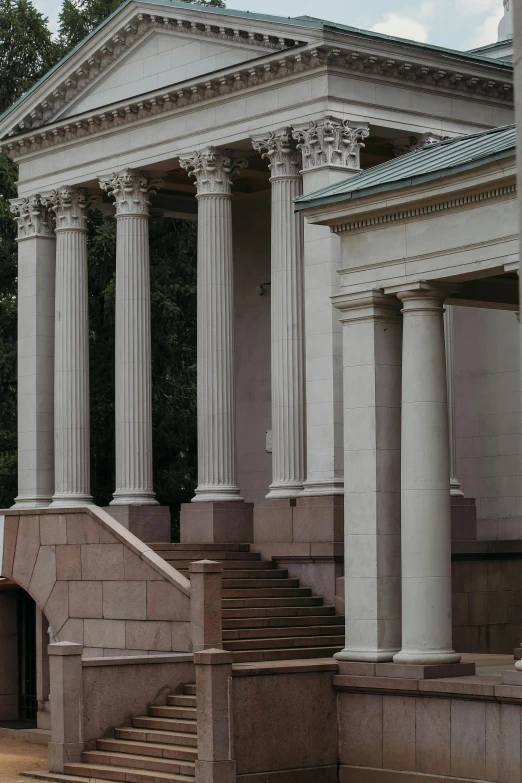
[253,130,306,498]
[181,149,247,501]
[100,169,163,505]
[444,306,463,495]
[10,196,56,507]
[47,188,92,506]
[394,286,460,665]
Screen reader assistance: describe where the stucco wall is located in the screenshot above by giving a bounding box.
[233,190,272,503]
[454,306,522,539]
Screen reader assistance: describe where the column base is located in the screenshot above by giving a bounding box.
[377,661,475,679]
[50,494,93,508]
[300,479,344,496]
[12,495,52,509]
[181,501,254,544]
[111,490,158,506]
[103,505,171,543]
[266,482,303,499]
[193,486,244,503]
[393,650,462,666]
[195,760,236,783]
[334,648,399,663]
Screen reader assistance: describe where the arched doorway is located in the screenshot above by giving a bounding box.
[0,578,38,727]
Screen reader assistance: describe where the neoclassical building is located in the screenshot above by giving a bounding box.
[1,1,522,782]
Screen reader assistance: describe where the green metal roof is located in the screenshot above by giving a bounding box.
[0,0,513,129]
[295,124,516,211]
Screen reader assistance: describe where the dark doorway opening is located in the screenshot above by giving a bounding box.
[17,591,37,723]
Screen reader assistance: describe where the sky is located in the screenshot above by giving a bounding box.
[35,0,506,53]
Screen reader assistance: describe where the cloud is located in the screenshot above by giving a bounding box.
[457,0,500,13]
[371,13,429,43]
[470,8,503,47]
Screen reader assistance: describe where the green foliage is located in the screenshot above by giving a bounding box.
[0,0,208,520]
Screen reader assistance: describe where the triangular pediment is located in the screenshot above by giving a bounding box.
[0,1,310,139]
[59,26,264,119]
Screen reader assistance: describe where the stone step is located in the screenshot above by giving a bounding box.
[222,596,322,609]
[83,750,195,776]
[133,716,197,734]
[167,694,197,707]
[183,684,197,696]
[97,738,197,762]
[116,727,197,748]
[161,551,261,561]
[224,634,344,651]
[64,762,194,782]
[149,705,197,720]
[222,605,335,619]
[151,543,250,552]
[232,646,343,663]
[172,559,274,571]
[222,587,312,598]
[222,578,299,589]
[223,624,345,640]
[177,567,287,579]
[223,613,341,629]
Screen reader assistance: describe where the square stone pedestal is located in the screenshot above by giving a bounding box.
[338,660,476,679]
[103,505,171,543]
[253,496,344,604]
[180,502,254,544]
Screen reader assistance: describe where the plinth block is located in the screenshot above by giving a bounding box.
[501,669,522,685]
[181,501,253,544]
[103,505,171,543]
[375,662,476,680]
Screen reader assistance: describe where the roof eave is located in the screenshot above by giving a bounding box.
[296,147,517,215]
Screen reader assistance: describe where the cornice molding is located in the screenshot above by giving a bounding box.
[1,40,513,160]
[332,182,517,234]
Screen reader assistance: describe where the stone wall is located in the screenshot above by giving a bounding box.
[0,506,191,656]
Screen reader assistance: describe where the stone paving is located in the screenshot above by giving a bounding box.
[0,738,48,783]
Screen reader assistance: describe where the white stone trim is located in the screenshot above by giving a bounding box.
[332,182,517,234]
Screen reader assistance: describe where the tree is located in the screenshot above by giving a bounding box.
[57,0,225,52]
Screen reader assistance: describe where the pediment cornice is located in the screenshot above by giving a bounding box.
[1,37,513,161]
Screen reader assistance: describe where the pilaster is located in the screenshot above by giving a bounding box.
[44,187,92,507]
[100,169,162,508]
[293,118,369,498]
[252,129,306,498]
[10,195,56,508]
[332,290,402,662]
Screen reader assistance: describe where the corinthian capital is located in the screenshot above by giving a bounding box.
[293,118,369,171]
[252,129,301,178]
[180,148,248,196]
[43,186,96,232]
[10,195,54,239]
[99,169,164,216]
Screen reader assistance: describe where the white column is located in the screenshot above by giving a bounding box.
[293,118,369,497]
[333,291,402,662]
[100,170,162,506]
[46,188,92,506]
[394,284,460,665]
[180,149,247,502]
[444,306,463,496]
[10,196,55,507]
[252,129,306,498]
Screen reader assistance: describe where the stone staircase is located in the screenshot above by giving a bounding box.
[153,542,345,662]
[60,682,198,782]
